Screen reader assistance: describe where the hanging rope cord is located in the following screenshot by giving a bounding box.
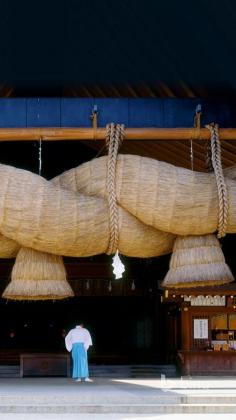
[105,123,125,254]
[205,123,228,238]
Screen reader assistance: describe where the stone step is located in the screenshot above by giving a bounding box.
[0,403,235,414]
[89,364,177,378]
[1,394,236,405]
[0,364,177,378]
[0,366,20,378]
[0,377,235,414]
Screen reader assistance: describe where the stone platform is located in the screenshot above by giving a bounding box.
[0,377,236,414]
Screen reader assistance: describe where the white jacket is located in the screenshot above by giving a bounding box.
[65,326,92,351]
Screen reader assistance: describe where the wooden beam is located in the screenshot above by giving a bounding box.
[166,284,236,296]
[0,127,236,141]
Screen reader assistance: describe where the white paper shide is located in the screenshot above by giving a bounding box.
[112,250,125,279]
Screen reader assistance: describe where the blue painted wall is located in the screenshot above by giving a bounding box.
[0,98,235,128]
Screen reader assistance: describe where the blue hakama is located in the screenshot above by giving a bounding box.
[72,342,89,379]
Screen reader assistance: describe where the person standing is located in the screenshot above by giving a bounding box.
[65,322,93,382]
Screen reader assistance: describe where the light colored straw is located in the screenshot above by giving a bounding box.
[2,247,74,300]
[162,234,234,288]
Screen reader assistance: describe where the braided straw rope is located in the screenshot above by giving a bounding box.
[106,123,125,254]
[206,123,228,238]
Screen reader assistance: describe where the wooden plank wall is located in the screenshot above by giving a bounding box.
[0,98,235,128]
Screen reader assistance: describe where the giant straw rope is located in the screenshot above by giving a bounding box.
[0,125,234,260]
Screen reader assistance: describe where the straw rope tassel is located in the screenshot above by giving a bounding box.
[3,247,74,301]
[206,123,228,238]
[161,234,234,288]
[162,123,232,289]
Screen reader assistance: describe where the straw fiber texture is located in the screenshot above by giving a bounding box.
[0,234,20,258]
[0,156,235,258]
[162,234,234,288]
[2,247,74,300]
[0,159,175,258]
[55,155,236,235]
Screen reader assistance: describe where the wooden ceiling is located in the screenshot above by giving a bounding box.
[82,139,236,172]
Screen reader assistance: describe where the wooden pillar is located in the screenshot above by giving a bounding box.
[181,306,191,351]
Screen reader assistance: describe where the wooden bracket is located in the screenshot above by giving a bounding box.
[90,105,98,140]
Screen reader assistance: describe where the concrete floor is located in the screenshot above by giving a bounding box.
[0,377,236,415]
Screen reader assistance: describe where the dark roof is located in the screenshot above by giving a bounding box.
[1,1,236,92]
